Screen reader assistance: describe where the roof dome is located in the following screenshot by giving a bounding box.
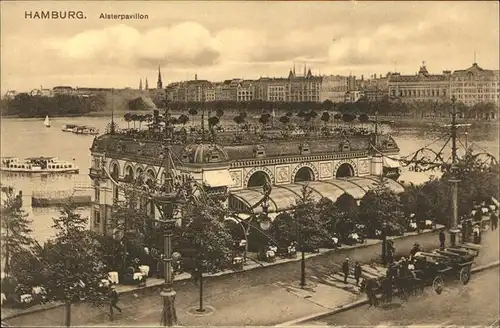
[181,143,229,164]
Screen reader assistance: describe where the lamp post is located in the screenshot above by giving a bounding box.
[295,212,306,288]
[225,182,273,263]
[153,146,179,327]
[152,99,179,327]
[449,96,460,247]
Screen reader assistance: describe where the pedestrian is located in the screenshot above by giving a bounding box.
[387,240,395,265]
[109,287,122,317]
[490,212,498,231]
[384,267,393,303]
[365,279,376,307]
[461,221,468,243]
[439,230,446,250]
[342,258,350,284]
[473,225,481,244]
[354,261,362,286]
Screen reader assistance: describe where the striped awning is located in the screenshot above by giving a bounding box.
[229,176,404,214]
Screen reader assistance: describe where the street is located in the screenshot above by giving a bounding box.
[5,230,497,327]
[305,266,500,327]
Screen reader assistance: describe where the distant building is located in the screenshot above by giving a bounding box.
[166,74,213,102]
[267,80,288,102]
[345,90,363,103]
[204,86,216,102]
[361,73,391,101]
[157,66,163,90]
[237,80,255,102]
[388,63,451,103]
[214,80,238,101]
[286,66,321,102]
[450,63,500,106]
[320,75,350,103]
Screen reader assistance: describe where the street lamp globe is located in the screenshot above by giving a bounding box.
[260,217,271,231]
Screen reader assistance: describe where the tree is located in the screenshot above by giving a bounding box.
[296,110,308,118]
[123,113,132,129]
[320,111,330,126]
[289,186,331,251]
[137,114,145,129]
[179,199,233,312]
[341,113,356,125]
[258,113,271,127]
[169,117,179,125]
[188,108,198,117]
[442,154,499,218]
[279,115,290,125]
[108,188,149,274]
[233,115,246,132]
[130,113,138,128]
[400,183,435,229]
[41,202,110,327]
[177,114,189,126]
[358,114,370,127]
[215,107,224,119]
[358,183,406,237]
[321,100,334,111]
[208,116,220,128]
[128,97,149,111]
[1,185,34,275]
[316,197,346,237]
[335,193,358,219]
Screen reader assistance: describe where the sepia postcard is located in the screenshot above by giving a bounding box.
[0,1,499,327]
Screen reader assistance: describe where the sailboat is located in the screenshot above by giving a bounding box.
[44,115,50,128]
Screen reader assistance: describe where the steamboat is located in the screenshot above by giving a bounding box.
[73,126,99,135]
[61,124,79,132]
[0,157,79,174]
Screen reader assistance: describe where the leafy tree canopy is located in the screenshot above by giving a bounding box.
[178,200,233,275]
[1,185,34,275]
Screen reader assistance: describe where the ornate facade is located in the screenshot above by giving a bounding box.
[450,63,500,106]
[388,64,451,102]
[88,129,402,235]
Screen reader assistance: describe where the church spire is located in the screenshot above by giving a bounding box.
[139,79,143,90]
[157,65,163,89]
[145,78,149,90]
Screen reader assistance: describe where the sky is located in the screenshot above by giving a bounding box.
[1,1,499,94]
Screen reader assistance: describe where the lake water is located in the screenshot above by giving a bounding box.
[1,115,498,243]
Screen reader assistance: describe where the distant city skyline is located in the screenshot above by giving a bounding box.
[1,1,499,94]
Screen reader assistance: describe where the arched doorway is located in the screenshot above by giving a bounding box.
[247,171,270,187]
[336,163,354,178]
[294,167,315,182]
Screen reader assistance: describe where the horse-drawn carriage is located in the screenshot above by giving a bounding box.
[412,243,479,294]
[361,243,480,302]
